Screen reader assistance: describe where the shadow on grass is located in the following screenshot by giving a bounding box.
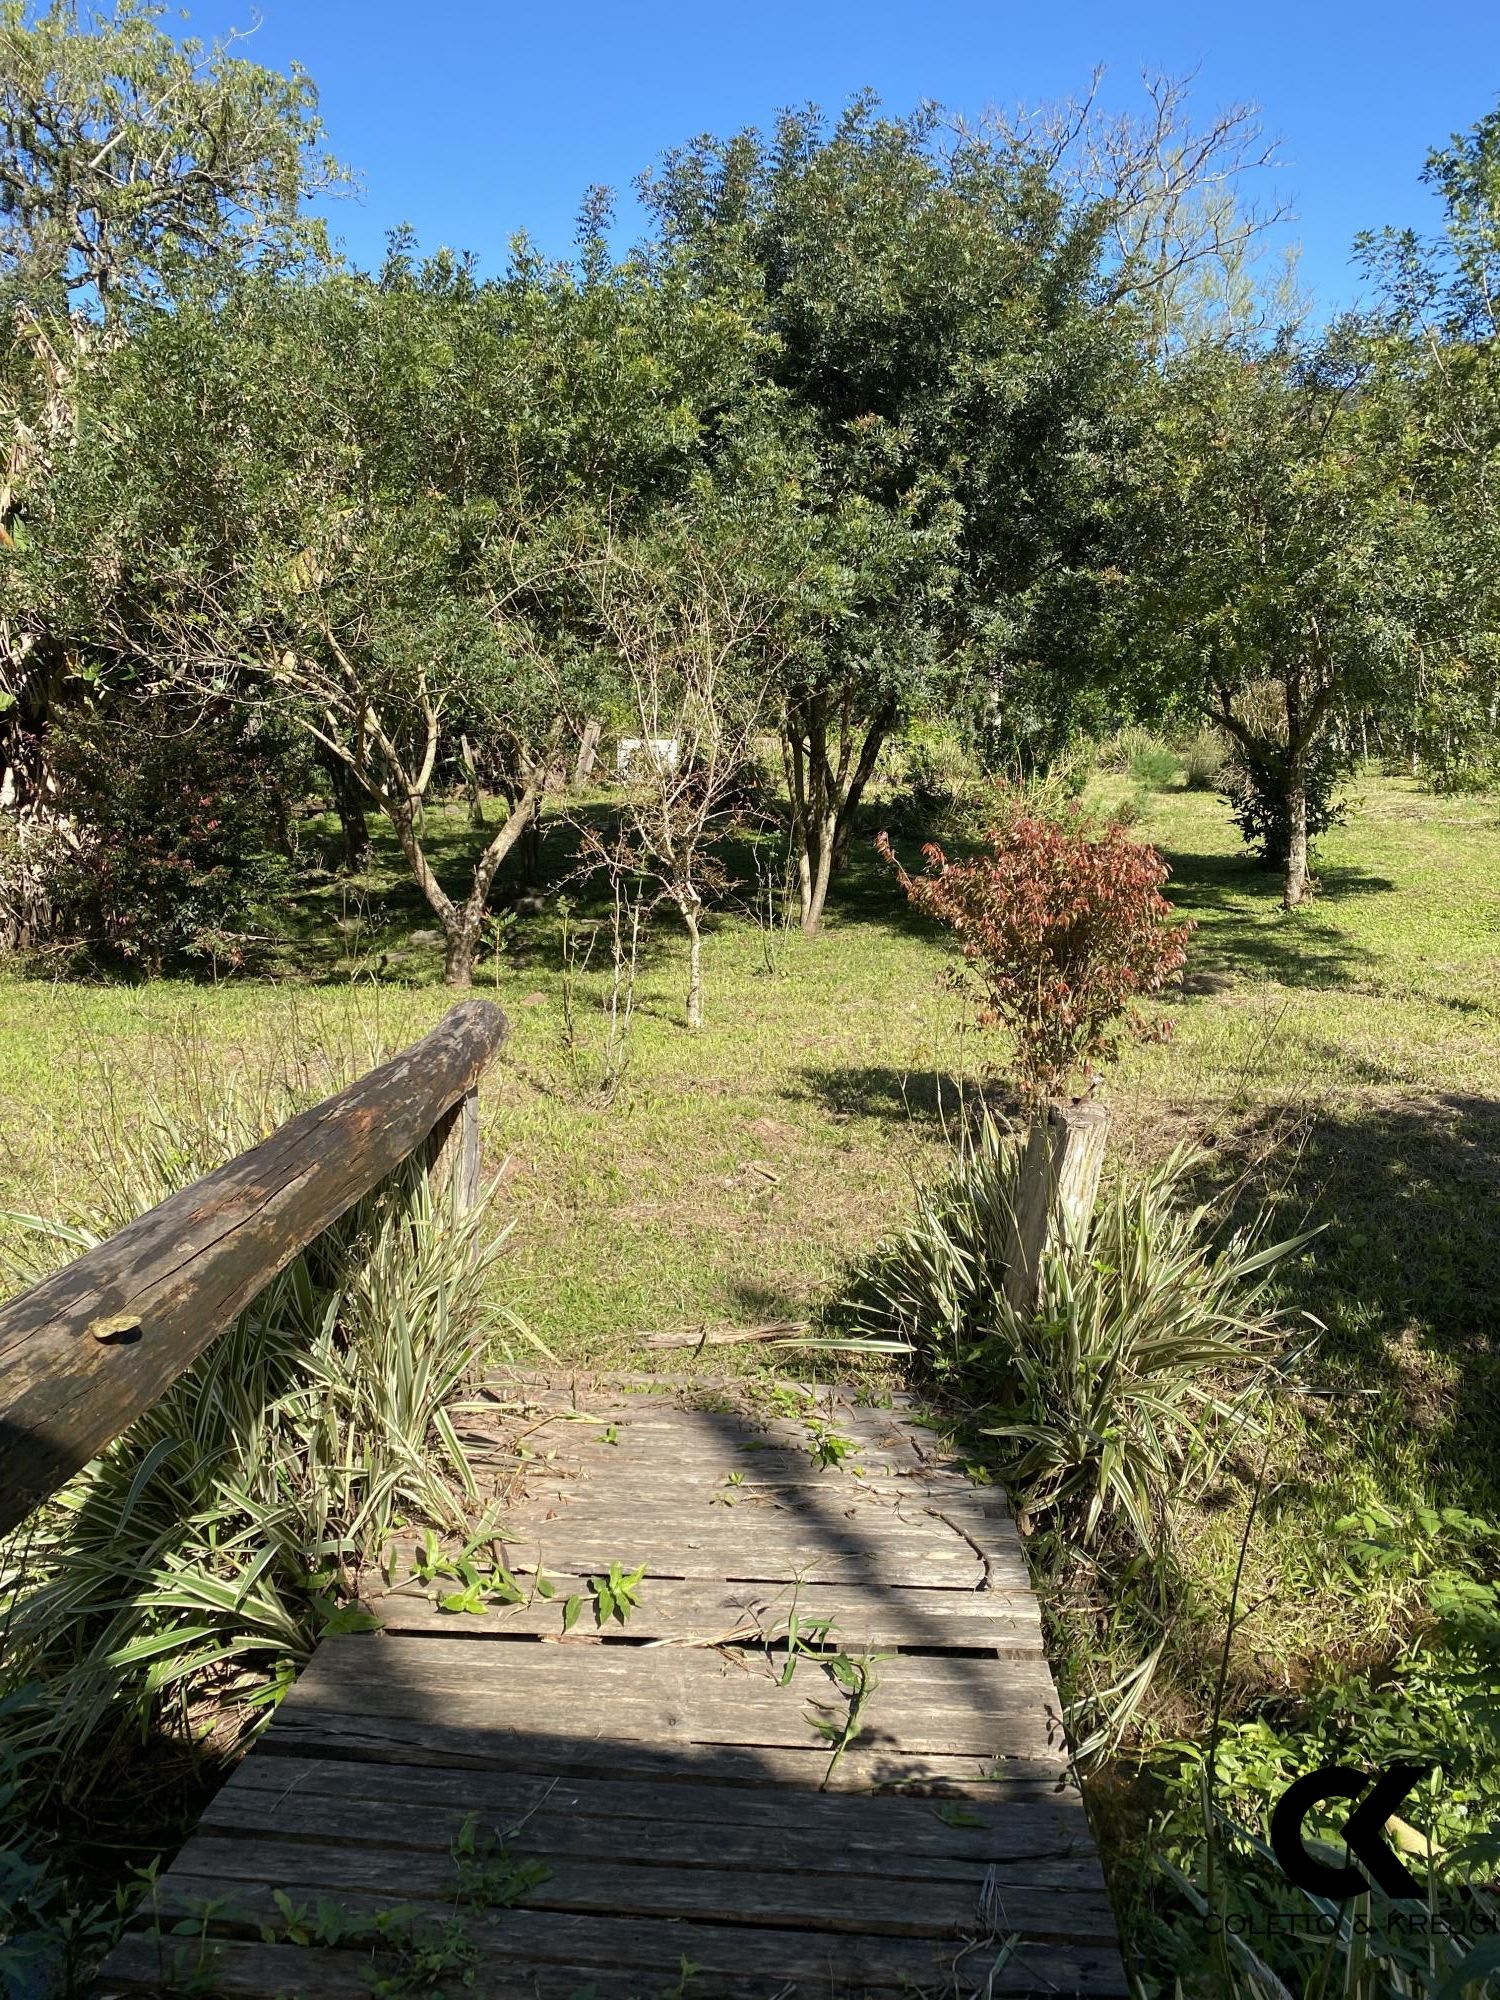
[1159,848,1392,990]
[783,1064,1003,1139]
[274,805,690,989]
[1218,1091,1500,1512]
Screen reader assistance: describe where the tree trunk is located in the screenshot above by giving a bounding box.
[443,919,478,988]
[460,735,485,830]
[801,811,836,936]
[1282,769,1311,908]
[324,751,372,872]
[783,695,896,932]
[828,702,895,878]
[518,806,543,887]
[682,897,703,1031]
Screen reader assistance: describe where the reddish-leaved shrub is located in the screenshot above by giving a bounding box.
[878,804,1192,1104]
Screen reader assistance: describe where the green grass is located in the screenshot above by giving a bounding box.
[3,769,1498,1993]
[7,773,1496,1636]
[6,776,1495,1375]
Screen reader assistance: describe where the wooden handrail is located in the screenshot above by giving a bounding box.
[0,1000,508,1537]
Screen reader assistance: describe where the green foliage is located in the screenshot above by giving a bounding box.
[0,1722,134,1998]
[1120,328,1450,898]
[0,1087,527,1805]
[642,95,1144,925]
[1100,726,1179,790]
[1223,729,1348,872]
[1178,726,1228,792]
[1131,744,1181,791]
[847,1124,1307,1554]
[1137,1511,1500,2000]
[804,1649,887,1789]
[587,1560,646,1626]
[45,698,302,974]
[981,1162,1309,1556]
[0,0,344,316]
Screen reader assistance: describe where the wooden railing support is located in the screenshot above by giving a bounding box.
[0,1001,508,1537]
[427,1085,482,1213]
[1002,1100,1110,1316]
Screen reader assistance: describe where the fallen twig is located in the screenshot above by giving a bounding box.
[639,1319,810,1349]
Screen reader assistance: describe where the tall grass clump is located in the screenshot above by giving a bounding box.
[1178,725,1228,792]
[1100,725,1182,791]
[847,1118,1304,1556]
[842,1118,1312,1763]
[0,1075,533,1919]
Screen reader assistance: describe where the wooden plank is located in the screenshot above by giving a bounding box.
[261,1706,1069,1793]
[159,1828,1118,1938]
[366,1577,1044,1652]
[279,1641,1064,1761]
[99,1932,874,2000]
[490,1486,1016,1526]
[296,1629,1059,1696]
[200,1785,1109,1892]
[462,1533,989,1589]
[218,1752,1096,1856]
[489,1456,986,1497]
[110,1889,1130,1994]
[0,1000,508,1533]
[100,1932,949,1999]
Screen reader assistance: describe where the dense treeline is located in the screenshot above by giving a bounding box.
[1,0,1498,984]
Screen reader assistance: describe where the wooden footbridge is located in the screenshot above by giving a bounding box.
[0,1005,1126,1999]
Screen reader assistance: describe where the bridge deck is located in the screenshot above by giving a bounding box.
[100,1373,1126,1998]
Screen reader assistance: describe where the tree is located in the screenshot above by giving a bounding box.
[0,0,341,316]
[1358,107,1500,781]
[0,0,344,806]
[641,97,1142,934]
[22,231,756,981]
[879,802,1189,1104]
[582,514,788,1029]
[1125,332,1441,905]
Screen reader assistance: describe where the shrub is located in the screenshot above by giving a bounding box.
[0,1079,535,1808]
[877,802,1192,1104]
[47,700,301,975]
[844,1127,1305,1555]
[1423,744,1500,795]
[902,729,982,811]
[1130,743,1181,790]
[1098,725,1169,776]
[1221,735,1346,872]
[0,803,73,953]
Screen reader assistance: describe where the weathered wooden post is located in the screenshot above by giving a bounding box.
[572,718,603,789]
[1002,1100,1110,1315]
[427,1083,483,1212]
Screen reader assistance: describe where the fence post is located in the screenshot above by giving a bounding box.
[1002,1100,1110,1315]
[572,718,603,789]
[428,1085,482,1213]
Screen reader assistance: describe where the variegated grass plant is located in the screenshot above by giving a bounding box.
[0,1081,535,1806]
[845,1114,1312,1557]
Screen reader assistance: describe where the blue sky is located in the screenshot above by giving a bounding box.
[181,1,1500,312]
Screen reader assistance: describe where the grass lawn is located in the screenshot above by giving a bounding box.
[3,768,1497,1987]
[3,772,1498,1633]
[4,773,1495,1379]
